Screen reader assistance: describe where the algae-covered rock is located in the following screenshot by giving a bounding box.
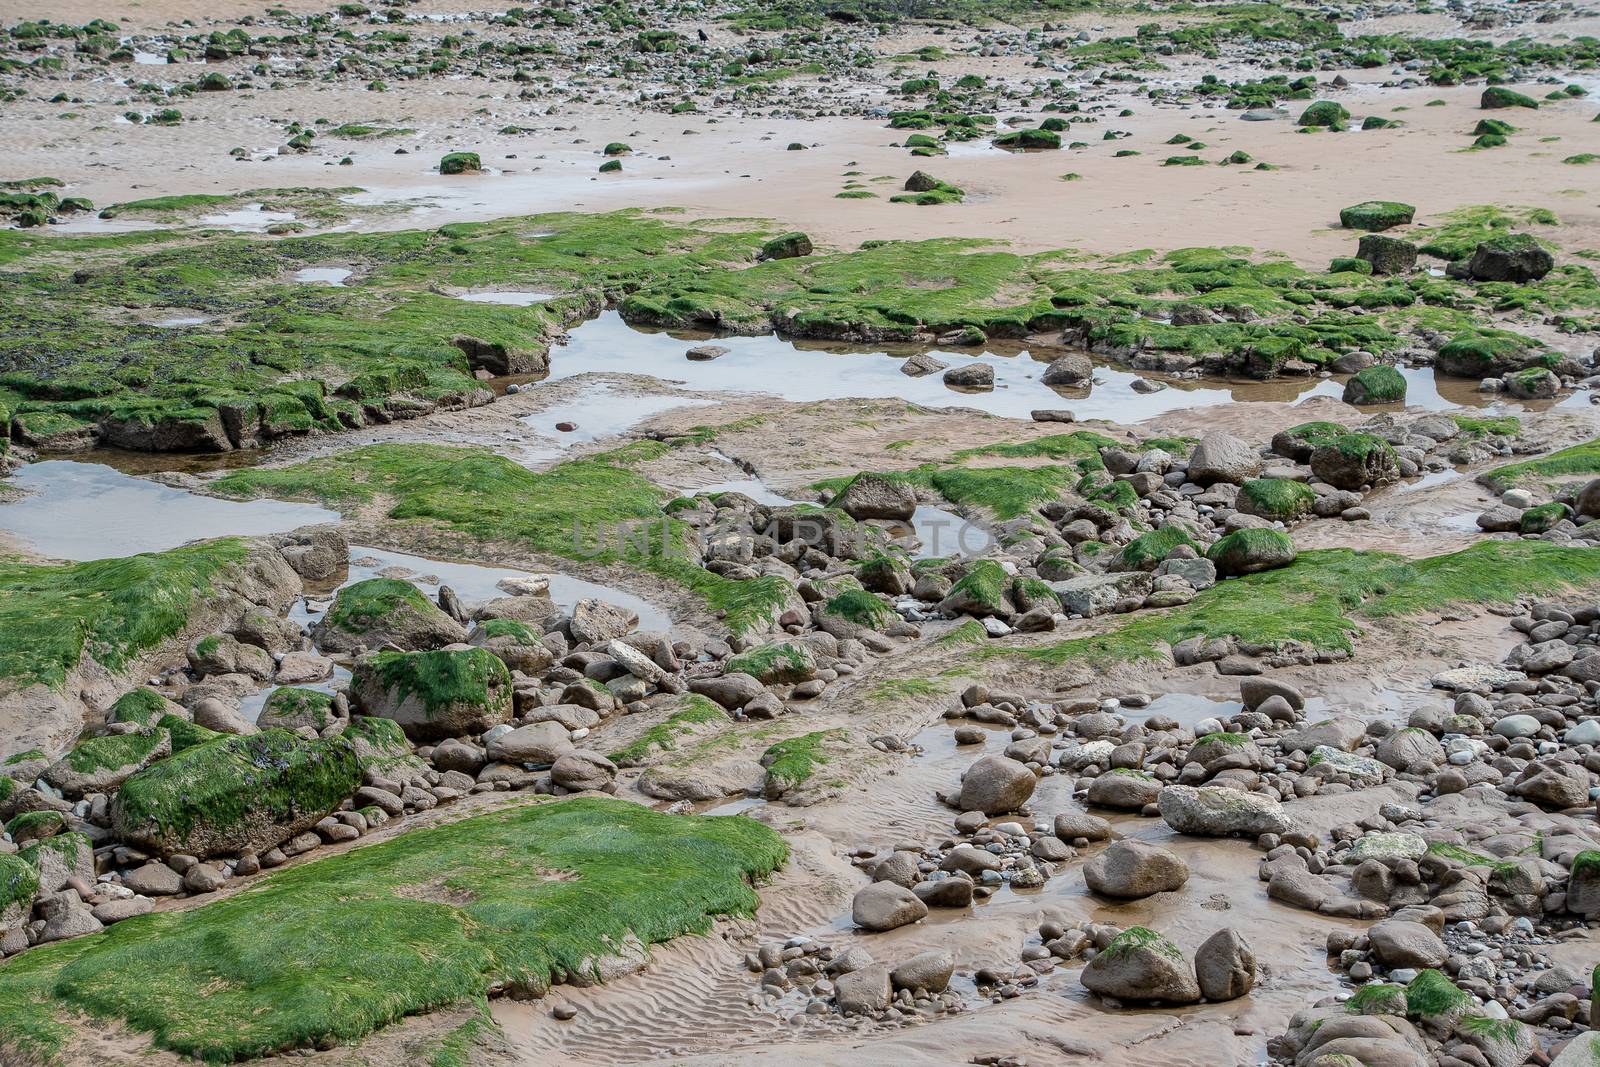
[351,647,513,741]
[1206,528,1296,577]
[0,852,39,929]
[759,232,813,261]
[724,641,816,684]
[257,687,339,732]
[313,577,468,653]
[1343,365,1407,405]
[1481,86,1538,110]
[1237,478,1316,521]
[341,715,427,780]
[468,617,555,674]
[1467,234,1553,283]
[1355,234,1417,276]
[1310,433,1399,490]
[43,728,172,795]
[938,560,1014,619]
[439,151,482,174]
[831,473,916,520]
[1298,101,1350,129]
[1340,201,1415,231]
[19,831,94,894]
[1081,926,1200,1004]
[112,729,361,858]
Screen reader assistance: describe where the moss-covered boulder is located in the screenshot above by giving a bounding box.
[105,688,186,726]
[111,730,361,858]
[257,687,339,732]
[994,128,1061,150]
[1481,86,1538,110]
[1519,501,1569,534]
[1270,421,1346,462]
[1237,479,1317,522]
[759,232,814,261]
[1117,526,1200,571]
[1505,367,1559,400]
[724,641,817,684]
[351,647,513,741]
[341,715,427,780]
[439,151,482,174]
[1310,433,1399,490]
[1466,234,1554,283]
[1355,233,1418,276]
[1436,333,1532,378]
[1297,100,1349,129]
[312,577,467,653]
[1339,201,1415,231]
[831,472,917,520]
[467,617,555,674]
[6,810,67,846]
[817,581,897,638]
[938,560,1014,618]
[43,727,172,795]
[1207,529,1296,577]
[1343,365,1407,405]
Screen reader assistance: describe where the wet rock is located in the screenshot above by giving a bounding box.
[1080,927,1200,1005]
[1157,785,1291,836]
[1040,353,1093,386]
[313,578,468,653]
[957,755,1036,815]
[1367,919,1447,968]
[1084,839,1189,899]
[914,875,973,907]
[570,598,638,645]
[891,949,954,993]
[835,964,892,1015]
[1194,928,1255,1001]
[943,363,994,389]
[852,881,928,932]
[1086,771,1162,810]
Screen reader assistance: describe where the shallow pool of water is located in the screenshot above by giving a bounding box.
[199,204,296,231]
[293,267,351,286]
[538,313,1508,424]
[519,380,714,452]
[296,545,672,634]
[0,461,337,561]
[458,290,556,306]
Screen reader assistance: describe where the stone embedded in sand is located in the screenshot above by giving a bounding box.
[835,964,892,1014]
[891,950,954,993]
[1157,784,1292,837]
[1194,928,1256,1001]
[1086,770,1162,811]
[1083,839,1189,900]
[957,754,1036,815]
[851,881,927,932]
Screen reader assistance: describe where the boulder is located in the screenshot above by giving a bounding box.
[835,964,892,1015]
[1310,434,1398,490]
[1086,770,1162,810]
[1206,528,1295,577]
[1157,785,1292,836]
[1367,919,1447,968]
[111,730,360,858]
[957,755,1036,815]
[891,949,954,993]
[1194,928,1255,1001]
[1084,839,1189,899]
[833,473,917,521]
[1081,927,1200,1004]
[487,721,573,765]
[313,578,467,653]
[43,728,171,795]
[351,648,513,742]
[569,598,638,645]
[1187,432,1261,486]
[1041,353,1093,386]
[852,881,928,932]
[1467,234,1553,283]
[256,687,338,733]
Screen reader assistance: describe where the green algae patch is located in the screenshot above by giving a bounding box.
[105,689,171,726]
[724,642,813,685]
[998,541,1600,668]
[1118,526,1199,569]
[1482,437,1600,492]
[762,729,841,791]
[0,539,249,692]
[0,852,39,917]
[258,687,337,732]
[0,797,785,1063]
[369,648,511,722]
[609,695,728,766]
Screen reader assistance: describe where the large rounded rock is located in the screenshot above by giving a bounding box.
[569,598,638,646]
[1157,785,1292,836]
[852,881,928,932]
[1309,433,1398,491]
[43,729,171,796]
[1206,528,1296,577]
[550,750,617,791]
[111,730,360,858]
[1188,431,1262,486]
[1367,919,1447,968]
[1081,927,1200,1004]
[891,949,954,993]
[832,473,917,521]
[1086,770,1162,810]
[468,619,555,674]
[487,721,573,765]
[1041,353,1093,386]
[1084,839,1189,899]
[351,647,513,741]
[1194,928,1256,1001]
[957,754,1036,815]
[313,578,467,653]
